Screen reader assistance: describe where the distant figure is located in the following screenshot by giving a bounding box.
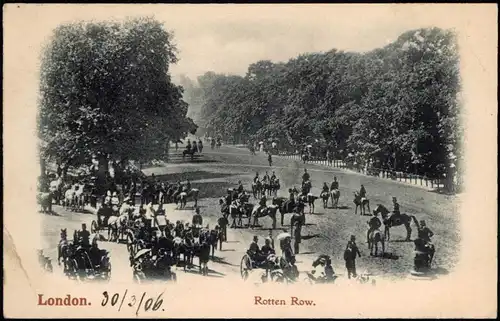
[198,139,203,153]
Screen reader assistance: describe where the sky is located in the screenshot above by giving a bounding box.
[3,4,487,84]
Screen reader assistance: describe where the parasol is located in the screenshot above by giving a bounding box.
[306,145,313,148]
[276,232,291,241]
[259,141,264,144]
[134,248,151,260]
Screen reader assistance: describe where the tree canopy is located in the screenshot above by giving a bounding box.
[190,27,461,181]
[38,17,197,170]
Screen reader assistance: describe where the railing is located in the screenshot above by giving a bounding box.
[275,151,446,190]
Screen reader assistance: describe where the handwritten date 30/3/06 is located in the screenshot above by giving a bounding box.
[101,290,164,316]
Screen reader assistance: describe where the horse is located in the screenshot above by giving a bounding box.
[353,192,371,215]
[269,179,280,197]
[107,214,129,242]
[73,183,86,212]
[320,191,330,209]
[63,186,76,211]
[193,238,211,276]
[37,191,53,213]
[177,189,199,209]
[330,189,340,208]
[230,202,254,228]
[298,193,317,214]
[182,148,195,161]
[272,197,298,226]
[373,204,418,241]
[49,176,63,205]
[252,181,263,199]
[251,205,278,229]
[367,227,385,256]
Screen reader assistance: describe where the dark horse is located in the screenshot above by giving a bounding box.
[353,192,371,215]
[182,148,196,160]
[272,197,305,226]
[373,204,418,241]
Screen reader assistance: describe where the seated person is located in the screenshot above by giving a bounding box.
[261,238,275,257]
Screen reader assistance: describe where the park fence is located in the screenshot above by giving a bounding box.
[275,151,447,190]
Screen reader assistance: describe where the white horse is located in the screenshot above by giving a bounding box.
[64,186,76,210]
[108,214,129,242]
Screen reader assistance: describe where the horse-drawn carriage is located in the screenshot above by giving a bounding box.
[132,248,177,283]
[62,244,111,282]
[240,251,298,284]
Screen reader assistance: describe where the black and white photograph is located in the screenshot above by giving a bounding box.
[3,4,497,319]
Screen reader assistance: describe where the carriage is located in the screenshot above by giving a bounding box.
[132,248,177,283]
[64,247,111,282]
[240,251,283,282]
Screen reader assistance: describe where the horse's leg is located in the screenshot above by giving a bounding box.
[367,201,371,213]
[406,224,412,241]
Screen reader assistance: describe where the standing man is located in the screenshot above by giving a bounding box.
[293,222,302,254]
[344,235,362,279]
[302,168,310,184]
[267,152,273,167]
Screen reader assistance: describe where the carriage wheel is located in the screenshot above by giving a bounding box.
[240,254,252,280]
[91,220,98,234]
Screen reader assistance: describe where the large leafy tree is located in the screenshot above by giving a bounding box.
[192,27,461,190]
[38,17,197,181]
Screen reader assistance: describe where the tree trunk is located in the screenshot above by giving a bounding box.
[96,155,109,195]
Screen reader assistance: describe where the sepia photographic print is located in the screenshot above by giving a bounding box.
[3,4,497,318]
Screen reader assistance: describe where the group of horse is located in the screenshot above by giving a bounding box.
[251,178,281,199]
[38,175,94,214]
[137,181,200,210]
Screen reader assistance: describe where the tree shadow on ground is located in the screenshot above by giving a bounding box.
[183,269,225,278]
[335,205,350,210]
[298,251,316,255]
[154,170,237,183]
[430,187,458,196]
[389,239,413,243]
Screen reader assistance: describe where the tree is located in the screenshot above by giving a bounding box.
[38,17,197,187]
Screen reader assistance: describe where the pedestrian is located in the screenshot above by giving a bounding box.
[344,235,362,279]
[293,223,302,254]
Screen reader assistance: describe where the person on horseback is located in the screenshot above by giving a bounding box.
[253,172,260,184]
[263,172,270,185]
[302,168,310,184]
[237,180,244,194]
[322,182,329,194]
[186,139,192,151]
[359,185,367,203]
[192,140,198,153]
[330,177,339,191]
[367,211,382,245]
[392,197,401,217]
[270,171,276,182]
[185,179,192,192]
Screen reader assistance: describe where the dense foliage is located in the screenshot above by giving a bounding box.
[190,28,462,183]
[38,17,197,175]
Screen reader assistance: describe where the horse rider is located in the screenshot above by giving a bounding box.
[237,180,244,194]
[238,190,248,204]
[367,211,382,245]
[186,139,192,151]
[302,168,310,185]
[185,179,192,192]
[359,185,367,202]
[263,171,270,185]
[322,182,329,194]
[192,140,198,153]
[392,197,401,218]
[330,176,339,191]
[270,171,277,182]
[253,172,260,184]
[286,188,296,212]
